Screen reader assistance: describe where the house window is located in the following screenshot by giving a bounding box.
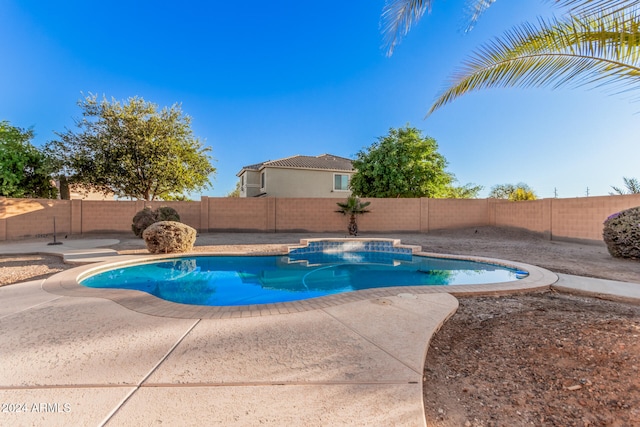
[261,172,266,190]
[334,174,350,191]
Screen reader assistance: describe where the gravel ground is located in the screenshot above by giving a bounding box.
[0,254,70,286]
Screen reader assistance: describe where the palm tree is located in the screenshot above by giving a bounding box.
[381,1,640,115]
[335,195,371,236]
[610,176,640,194]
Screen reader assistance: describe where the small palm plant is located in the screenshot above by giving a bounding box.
[336,195,371,236]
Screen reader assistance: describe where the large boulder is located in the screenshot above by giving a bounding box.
[142,221,197,254]
[603,206,640,259]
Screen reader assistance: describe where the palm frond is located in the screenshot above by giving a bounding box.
[554,0,640,16]
[381,0,433,56]
[428,11,640,115]
[383,0,640,53]
[464,0,497,32]
[463,1,640,33]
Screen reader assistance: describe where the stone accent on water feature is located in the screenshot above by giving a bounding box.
[287,238,422,257]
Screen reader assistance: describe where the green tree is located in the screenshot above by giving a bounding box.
[46,95,216,201]
[610,176,640,194]
[0,121,58,198]
[489,182,538,201]
[350,125,455,198]
[381,1,640,115]
[227,181,241,197]
[440,182,484,199]
[350,125,479,198]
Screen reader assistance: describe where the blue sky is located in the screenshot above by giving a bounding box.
[2,0,638,198]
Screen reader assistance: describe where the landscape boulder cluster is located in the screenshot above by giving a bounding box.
[142,221,197,254]
[603,206,640,259]
[132,206,196,253]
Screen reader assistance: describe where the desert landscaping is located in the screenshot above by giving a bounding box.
[2,226,639,425]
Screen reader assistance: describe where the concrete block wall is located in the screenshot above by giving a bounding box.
[81,201,140,234]
[1,198,72,240]
[143,201,202,231]
[70,200,82,235]
[208,198,272,232]
[358,198,422,232]
[551,194,640,241]
[2,194,640,243]
[270,198,423,233]
[493,199,552,239]
[275,198,345,232]
[428,199,490,231]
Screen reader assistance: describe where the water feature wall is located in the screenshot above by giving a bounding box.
[288,239,419,257]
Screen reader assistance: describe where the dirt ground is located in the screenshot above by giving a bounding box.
[1,226,640,426]
[424,293,640,427]
[411,228,640,426]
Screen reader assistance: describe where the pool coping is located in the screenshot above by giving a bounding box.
[42,245,559,319]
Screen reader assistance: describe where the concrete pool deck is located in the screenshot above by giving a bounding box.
[1,237,639,426]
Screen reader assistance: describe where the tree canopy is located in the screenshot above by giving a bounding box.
[227,181,241,197]
[0,121,58,198]
[439,182,484,199]
[350,125,480,198]
[46,95,216,201]
[489,182,538,201]
[380,1,640,115]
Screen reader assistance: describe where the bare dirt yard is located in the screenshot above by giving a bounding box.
[1,226,639,426]
[424,293,640,427]
[411,228,640,426]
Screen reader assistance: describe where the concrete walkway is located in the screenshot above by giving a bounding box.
[554,273,640,304]
[0,277,457,426]
[1,237,638,426]
[0,238,121,264]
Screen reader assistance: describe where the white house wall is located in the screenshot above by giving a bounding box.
[264,168,352,198]
[241,171,262,197]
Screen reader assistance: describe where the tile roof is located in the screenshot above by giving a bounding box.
[239,154,354,174]
[242,162,264,171]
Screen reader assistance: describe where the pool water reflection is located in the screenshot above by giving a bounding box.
[80,252,525,306]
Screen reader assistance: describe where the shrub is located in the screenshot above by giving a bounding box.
[131,206,181,238]
[155,206,180,222]
[603,207,640,259]
[132,207,158,238]
[142,221,197,254]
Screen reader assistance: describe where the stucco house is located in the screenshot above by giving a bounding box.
[54,179,114,200]
[236,154,354,198]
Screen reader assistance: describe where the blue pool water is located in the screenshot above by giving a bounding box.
[80,251,526,306]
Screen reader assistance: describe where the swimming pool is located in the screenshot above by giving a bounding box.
[80,249,527,306]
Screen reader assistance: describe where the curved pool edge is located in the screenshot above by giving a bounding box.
[42,252,559,319]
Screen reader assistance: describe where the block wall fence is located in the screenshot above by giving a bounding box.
[1,194,640,243]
